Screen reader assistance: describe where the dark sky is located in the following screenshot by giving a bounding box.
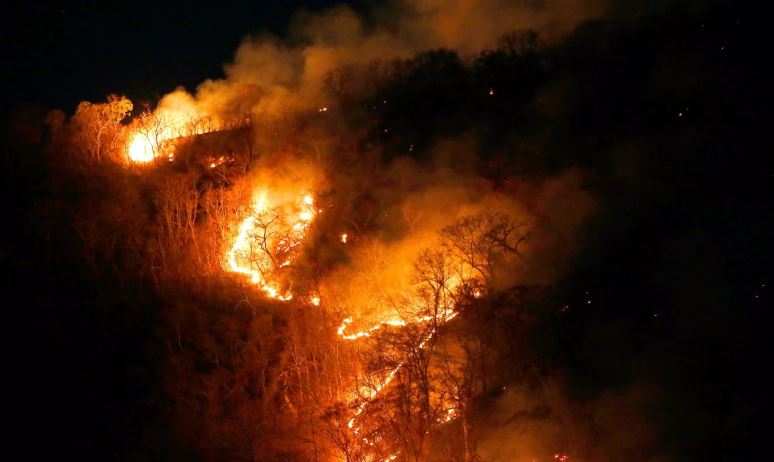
[2,1,365,113]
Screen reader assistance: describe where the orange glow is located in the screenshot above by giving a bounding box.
[340,233,348,243]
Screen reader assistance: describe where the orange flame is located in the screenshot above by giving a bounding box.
[127,133,156,163]
[125,106,222,163]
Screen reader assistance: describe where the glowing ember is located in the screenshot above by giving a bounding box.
[340,233,348,243]
[438,407,459,424]
[208,155,229,169]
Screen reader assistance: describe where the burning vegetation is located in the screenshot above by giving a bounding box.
[31,60,571,460]
[227,190,316,300]
[3,2,769,462]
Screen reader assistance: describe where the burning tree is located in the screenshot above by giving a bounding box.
[128,110,169,162]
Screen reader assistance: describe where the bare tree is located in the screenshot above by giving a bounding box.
[438,326,480,462]
[68,94,133,162]
[353,249,460,462]
[441,211,529,286]
[154,172,200,269]
[134,110,171,160]
[199,181,251,273]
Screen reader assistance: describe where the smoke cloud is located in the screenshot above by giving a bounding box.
[149,0,604,121]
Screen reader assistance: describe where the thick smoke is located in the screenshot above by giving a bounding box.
[151,0,604,121]
[316,157,597,324]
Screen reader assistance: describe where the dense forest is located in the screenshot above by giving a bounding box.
[2,4,770,462]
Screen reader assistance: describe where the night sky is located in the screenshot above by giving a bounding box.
[4,1,364,112]
[2,1,772,462]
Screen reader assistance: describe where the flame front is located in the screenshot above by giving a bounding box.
[226,190,316,300]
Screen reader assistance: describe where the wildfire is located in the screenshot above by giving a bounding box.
[225,190,316,300]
